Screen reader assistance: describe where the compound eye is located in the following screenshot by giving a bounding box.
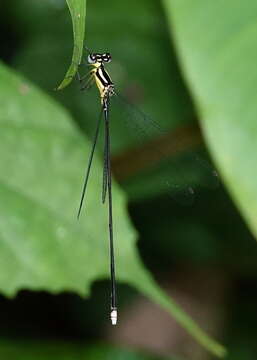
[103,53,112,63]
[87,54,96,64]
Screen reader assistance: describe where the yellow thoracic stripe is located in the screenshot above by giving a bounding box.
[90,61,114,100]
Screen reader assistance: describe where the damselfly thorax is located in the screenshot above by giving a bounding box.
[87,52,115,107]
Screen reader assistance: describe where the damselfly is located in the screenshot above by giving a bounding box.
[76,49,117,325]
[75,47,218,326]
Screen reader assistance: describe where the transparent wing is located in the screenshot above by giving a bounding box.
[111,93,219,204]
[77,108,103,218]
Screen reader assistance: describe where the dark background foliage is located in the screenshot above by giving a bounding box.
[0,0,257,359]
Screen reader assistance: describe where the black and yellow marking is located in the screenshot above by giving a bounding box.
[87,52,114,103]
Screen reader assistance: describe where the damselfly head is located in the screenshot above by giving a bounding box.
[87,52,112,64]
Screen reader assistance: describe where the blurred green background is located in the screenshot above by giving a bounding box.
[1,0,257,359]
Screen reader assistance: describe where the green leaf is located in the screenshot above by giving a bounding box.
[81,343,169,360]
[0,60,136,295]
[162,1,257,239]
[0,340,169,360]
[0,62,225,357]
[57,0,86,90]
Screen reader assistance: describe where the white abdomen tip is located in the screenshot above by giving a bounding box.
[110,309,117,325]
